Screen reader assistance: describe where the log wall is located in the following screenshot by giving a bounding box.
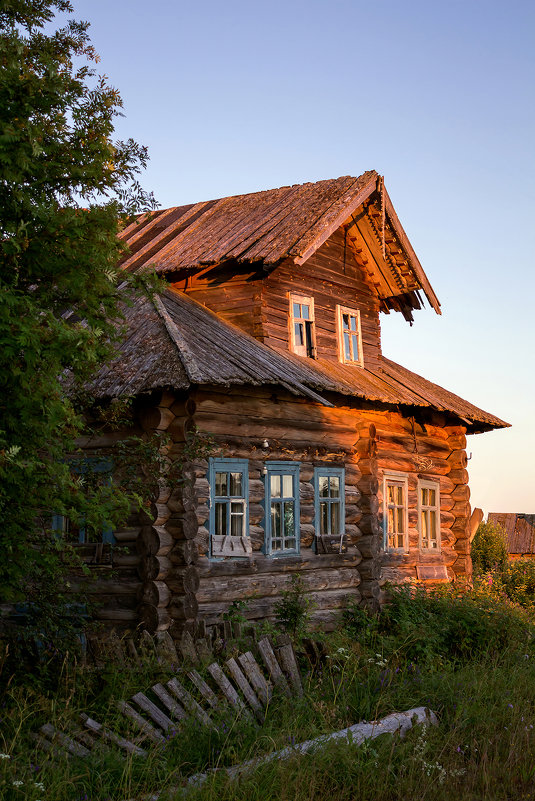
[77,386,472,640]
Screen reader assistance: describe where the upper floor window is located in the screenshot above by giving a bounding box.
[337,306,363,366]
[418,480,441,551]
[209,458,251,558]
[289,294,315,358]
[314,467,345,538]
[264,462,300,556]
[384,472,409,552]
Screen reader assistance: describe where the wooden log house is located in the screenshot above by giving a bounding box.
[487,513,535,559]
[76,171,508,637]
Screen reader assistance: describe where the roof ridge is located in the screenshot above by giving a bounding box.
[151,294,203,384]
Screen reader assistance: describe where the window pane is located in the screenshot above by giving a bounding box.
[270,474,281,497]
[421,487,428,505]
[282,474,293,497]
[350,315,357,332]
[396,485,403,505]
[320,501,329,535]
[422,510,428,543]
[283,501,295,537]
[215,502,226,535]
[295,322,304,346]
[351,334,359,359]
[388,507,394,532]
[429,510,437,542]
[271,504,281,538]
[330,476,340,498]
[342,313,350,330]
[230,502,244,536]
[285,538,296,550]
[301,304,310,320]
[318,476,329,497]
[293,302,300,318]
[387,485,395,504]
[215,472,227,497]
[396,508,404,533]
[330,502,340,535]
[429,489,436,506]
[344,331,351,360]
[230,472,242,496]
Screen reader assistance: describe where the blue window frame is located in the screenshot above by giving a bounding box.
[314,467,345,537]
[52,458,115,544]
[209,459,249,556]
[264,462,300,556]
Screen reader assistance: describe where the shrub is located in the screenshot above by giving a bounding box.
[471,521,509,572]
[274,574,314,637]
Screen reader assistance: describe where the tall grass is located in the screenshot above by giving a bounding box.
[2,587,535,800]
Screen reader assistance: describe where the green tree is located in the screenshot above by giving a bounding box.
[0,0,156,642]
[471,520,509,573]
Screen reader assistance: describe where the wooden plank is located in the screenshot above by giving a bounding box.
[238,652,271,706]
[155,631,179,664]
[30,732,65,757]
[152,683,188,721]
[187,670,219,709]
[131,692,175,732]
[206,662,249,716]
[117,701,165,744]
[166,678,212,727]
[257,638,290,695]
[179,630,199,663]
[275,643,303,696]
[81,714,146,757]
[225,658,263,716]
[40,723,91,758]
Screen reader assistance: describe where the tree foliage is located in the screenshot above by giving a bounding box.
[0,0,156,620]
[471,521,509,573]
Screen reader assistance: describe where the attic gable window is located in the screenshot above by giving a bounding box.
[289,294,315,358]
[337,306,363,366]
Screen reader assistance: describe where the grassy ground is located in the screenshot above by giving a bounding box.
[2,585,535,801]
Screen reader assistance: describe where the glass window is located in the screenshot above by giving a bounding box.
[418,480,441,551]
[265,462,300,555]
[290,294,315,358]
[51,458,114,544]
[209,459,249,556]
[337,306,363,365]
[314,467,345,538]
[384,473,408,551]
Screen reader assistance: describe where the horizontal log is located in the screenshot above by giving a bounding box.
[440,495,455,512]
[138,603,171,632]
[448,468,469,485]
[137,555,172,582]
[113,527,141,544]
[165,511,198,540]
[358,495,379,515]
[357,534,381,559]
[439,475,456,495]
[451,501,471,519]
[379,453,450,476]
[451,484,471,502]
[136,526,174,558]
[170,397,196,418]
[358,559,381,581]
[141,580,171,607]
[357,474,379,495]
[359,513,381,537]
[448,450,468,469]
[344,524,361,544]
[169,539,198,566]
[352,579,381,600]
[112,553,140,568]
[139,406,175,433]
[69,579,141,596]
[451,556,471,576]
[248,479,265,503]
[95,608,138,622]
[249,525,265,550]
[300,524,315,547]
[299,481,315,503]
[198,587,362,622]
[169,594,199,620]
[194,477,210,501]
[167,416,196,443]
[196,550,360,577]
[166,566,200,594]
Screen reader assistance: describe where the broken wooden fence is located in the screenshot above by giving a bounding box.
[32,634,303,759]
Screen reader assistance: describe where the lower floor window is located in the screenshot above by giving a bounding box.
[265,462,300,555]
[314,467,345,537]
[51,457,114,544]
[418,480,440,550]
[384,473,408,551]
[209,458,250,557]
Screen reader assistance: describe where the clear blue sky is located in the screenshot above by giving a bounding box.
[66,0,534,515]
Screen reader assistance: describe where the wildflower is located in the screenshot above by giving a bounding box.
[508,703,513,708]
[12,780,23,786]
[34,783,45,791]
[0,754,10,759]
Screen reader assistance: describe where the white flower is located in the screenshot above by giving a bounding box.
[34,782,45,791]
[12,780,23,786]
[0,754,11,759]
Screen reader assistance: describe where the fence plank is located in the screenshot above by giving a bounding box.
[131,692,175,732]
[152,683,188,721]
[187,670,219,709]
[207,663,249,717]
[257,638,290,695]
[40,723,90,757]
[117,701,165,743]
[276,643,303,696]
[226,658,263,717]
[238,652,271,706]
[166,678,212,727]
[81,714,146,757]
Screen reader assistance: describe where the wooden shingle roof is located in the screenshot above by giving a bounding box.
[88,288,508,433]
[118,172,440,315]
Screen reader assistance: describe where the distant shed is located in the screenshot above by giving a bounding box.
[487,513,535,558]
